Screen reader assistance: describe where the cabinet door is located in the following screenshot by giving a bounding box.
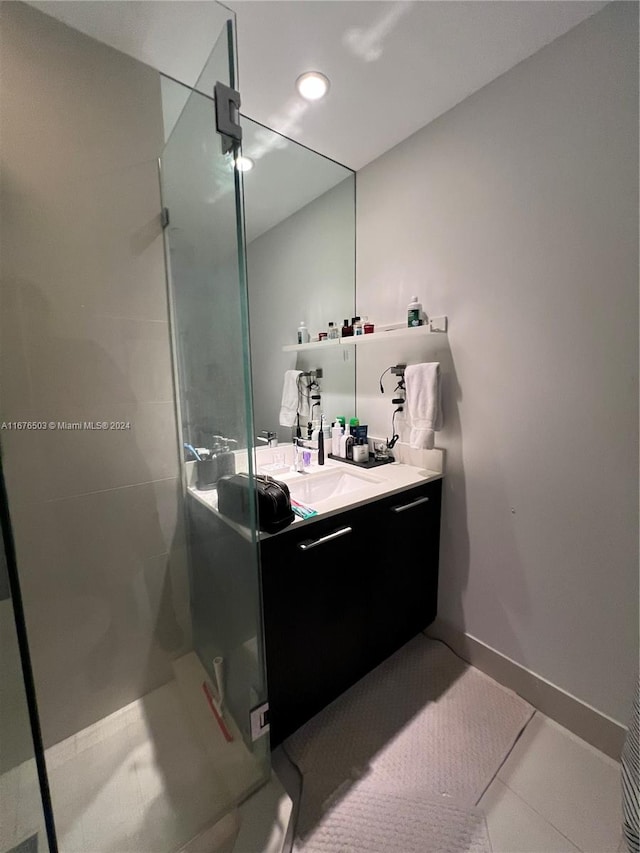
[364,479,442,668]
[261,507,370,745]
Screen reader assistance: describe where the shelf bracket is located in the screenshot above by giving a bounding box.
[429,316,448,333]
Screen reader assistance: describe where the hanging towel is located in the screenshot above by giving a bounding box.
[405,362,443,450]
[279,370,303,427]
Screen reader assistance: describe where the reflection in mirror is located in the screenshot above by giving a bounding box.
[161,77,356,451]
[242,116,356,444]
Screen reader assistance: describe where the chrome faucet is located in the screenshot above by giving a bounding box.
[257,430,278,448]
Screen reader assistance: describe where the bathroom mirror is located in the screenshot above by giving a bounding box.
[242,117,356,444]
[161,78,355,450]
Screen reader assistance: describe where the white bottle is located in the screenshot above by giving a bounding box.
[339,432,350,459]
[408,296,423,328]
[331,420,343,456]
[297,321,310,344]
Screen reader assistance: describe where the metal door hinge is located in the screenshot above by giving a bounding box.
[250,702,270,741]
[160,207,170,229]
[215,81,242,155]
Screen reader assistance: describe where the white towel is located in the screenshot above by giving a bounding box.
[405,363,443,450]
[279,370,302,427]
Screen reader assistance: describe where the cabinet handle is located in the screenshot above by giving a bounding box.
[391,496,430,513]
[298,526,353,551]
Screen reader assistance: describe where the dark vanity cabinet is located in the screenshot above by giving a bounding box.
[261,477,442,746]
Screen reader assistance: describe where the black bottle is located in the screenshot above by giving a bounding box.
[341,318,353,337]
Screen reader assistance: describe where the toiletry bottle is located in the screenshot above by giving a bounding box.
[353,316,363,335]
[363,316,374,334]
[328,321,338,340]
[297,321,310,344]
[213,436,237,479]
[353,439,369,463]
[339,432,350,459]
[341,319,353,337]
[345,435,354,460]
[349,417,360,436]
[408,297,423,328]
[331,419,343,456]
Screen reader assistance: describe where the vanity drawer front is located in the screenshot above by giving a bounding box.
[364,479,442,666]
[261,505,372,746]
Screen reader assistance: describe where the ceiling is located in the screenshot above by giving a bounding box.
[28,0,607,171]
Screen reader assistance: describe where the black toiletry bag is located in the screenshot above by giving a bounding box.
[217,472,295,534]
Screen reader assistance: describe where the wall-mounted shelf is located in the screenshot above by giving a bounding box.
[282,318,447,353]
[282,338,341,353]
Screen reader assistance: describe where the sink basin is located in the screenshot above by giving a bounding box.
[287,469,379,506]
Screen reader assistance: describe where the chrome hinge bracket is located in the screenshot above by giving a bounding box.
[249,701,270,741]
[214,81,242,155]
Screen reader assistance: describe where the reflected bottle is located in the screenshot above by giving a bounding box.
[341,319,353,337]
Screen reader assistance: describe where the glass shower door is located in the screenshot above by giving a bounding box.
[159,12,270,790]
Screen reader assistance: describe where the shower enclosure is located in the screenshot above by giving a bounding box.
[0,5,269,852]
[159,21,270,758]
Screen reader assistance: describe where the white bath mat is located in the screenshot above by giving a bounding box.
[293,782,491,853]
[286,634,534,852]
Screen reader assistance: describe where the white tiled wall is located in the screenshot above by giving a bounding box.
[0,2,189,748]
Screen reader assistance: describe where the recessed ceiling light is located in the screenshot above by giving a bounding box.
[296,71,330,101]
[235,155,254,172]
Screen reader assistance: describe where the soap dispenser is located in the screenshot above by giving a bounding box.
[331,418,343,456]
[214,436,237,479]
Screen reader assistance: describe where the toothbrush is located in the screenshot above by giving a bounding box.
[184,443,202,461]
[290,498,318,519]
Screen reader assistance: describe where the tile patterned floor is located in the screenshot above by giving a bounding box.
[1,660,264,853]
[1,676,625,853]
[479,712,624,853]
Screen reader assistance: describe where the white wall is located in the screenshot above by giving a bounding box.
[355,2,638,724]
[0,2,190,746]
[247,177,356,442]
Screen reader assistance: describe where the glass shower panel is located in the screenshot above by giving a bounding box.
[0,459,54,853]
[160,21,269,780]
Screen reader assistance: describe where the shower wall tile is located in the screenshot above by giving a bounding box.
[0,3,187,745]
[0,3,163,187]
[0,280,34,418]
[11,481,189,745]
[24,313,175,410]
[12,480,185,598]
[0,401,180,505]
[1,156,168,323]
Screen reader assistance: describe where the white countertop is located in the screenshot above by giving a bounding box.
[187,451,443,541]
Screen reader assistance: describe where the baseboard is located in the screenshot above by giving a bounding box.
[426,619,627,761]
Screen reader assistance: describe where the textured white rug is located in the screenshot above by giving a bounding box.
[293,784,490,853]
[287,635,534,853]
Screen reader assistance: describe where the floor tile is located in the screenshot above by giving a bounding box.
[497,713,622,852]
[39,678,259,853]
[479,778,580,852]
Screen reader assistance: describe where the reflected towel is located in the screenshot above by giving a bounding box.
[405,362,443,450]
[280,370,302,427]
